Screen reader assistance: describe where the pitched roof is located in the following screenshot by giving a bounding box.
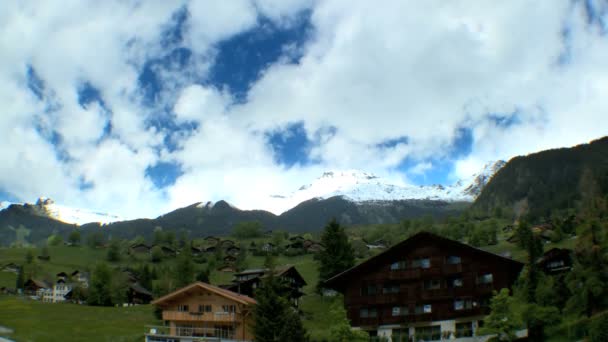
[324,231,523,290]
[152,282,256,306]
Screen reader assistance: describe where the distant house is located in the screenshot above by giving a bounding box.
[127,283,153,304]
[191,246,203,256]
[130,243,151,254]
[223,255,237,264]
[220,240,236,249]
[227,265,307,307]
[365,239,389,249]
[537,248,573,274]
[288,236,305,243]
[2,263,20,274]
[248,242,257,252]
[151,245,177,257]
[203,236,220,245]
[56,272,69,281]
[217,264,237,273]
[226,246,241,256]
[48,278,72,303]
[146,282,256,342]
[205,246,217,254]
[71,270,89,288]
[24,279,51,296]
[260,242,275,252]
[305,242,325,253]
[502,225,514,233]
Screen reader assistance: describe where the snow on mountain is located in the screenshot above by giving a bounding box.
[0,197,125,225]
[35,198,125,225]
[267,161,505,214]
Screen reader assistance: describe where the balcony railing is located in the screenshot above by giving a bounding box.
[144,325,249,341]
[162,311,237,322]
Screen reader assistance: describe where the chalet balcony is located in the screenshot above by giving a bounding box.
[144,325,250,342]
[162,311,237,322]
[442,263,463,274]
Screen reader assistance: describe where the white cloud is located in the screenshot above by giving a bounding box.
[1,0,607,219]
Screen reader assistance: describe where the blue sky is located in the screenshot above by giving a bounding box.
[1,0,607,217]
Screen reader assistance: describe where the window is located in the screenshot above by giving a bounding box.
[222,305,236,313]
[392,306,409,316]
[548,260,565,268]
[446,255,461,264]
[392,328,409,342]
[198,305,212,313]
[177,305,189,312]
[390,261,407,270]
[448,277,463,288]
[454,299,473,311]
[477,273,493,284]
[359,307,377,318]
[382,284,400,294]
[415,304,432,314]
[415,326,441,341]
[361,285,377,296]
[455,322,473,338]
[424,279,441,290]
[412,258,430,269]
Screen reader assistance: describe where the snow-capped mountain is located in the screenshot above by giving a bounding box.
[35,198,124,225]
[268,161,505,214]
[0,197,125,225]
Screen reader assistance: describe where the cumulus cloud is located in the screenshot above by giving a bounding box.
[1,0,607,218]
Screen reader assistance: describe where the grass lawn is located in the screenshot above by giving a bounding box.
[0,295,159,342]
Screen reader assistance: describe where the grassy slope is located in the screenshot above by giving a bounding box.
[0,296,159,342]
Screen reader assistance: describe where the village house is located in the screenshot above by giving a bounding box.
[146,282,256,342]
[1,262,20,274]
[130,243,151,254]
[225,265,307,307]
[537,248,573,274]
[324,232,524,341]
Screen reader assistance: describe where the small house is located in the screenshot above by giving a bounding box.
[224,255,237,264]
[130,243,151,254]
[226,246,241,256]
[217,264,237,273]
[537,248,573,274]
[2,263,20,274]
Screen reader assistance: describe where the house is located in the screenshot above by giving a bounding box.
[24,279,51,296]
[288,235,305,243]
[130,243,151,254]
[2,263,20,273]
[260,242,275,252]
[305,242,325,253]
[146,282,256,342]
[365,239,389,249]
[537,248,573,274]
[224,255,237,264]
[220,240,236,249]
[190,246,203,256]
[226,246,241,256]
[71,270,90,288]
[205,246,217,254]
[127,283,153,304]
[226,265,307,307]
[48,278,72,303]
[218,264,237,273]
[323,232,524,341]
[204,236,220,245]
[56,272,69,281]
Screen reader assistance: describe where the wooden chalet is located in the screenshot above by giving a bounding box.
[305,242,325,253]
[226,246,241,256]
[128,283,153,304]
[203,236,220,245]
[190,246,203,256]
[146,282,255,342]
[220,240,236,249]
[226,265,307,307]
[218,264,237,273]
[324,232,524,341]
[223,255,237,264]
[537,248,573,274]
[260,242,275,252]
[130,243,151,254]
[24,279,51,296]
[2,263,20,273]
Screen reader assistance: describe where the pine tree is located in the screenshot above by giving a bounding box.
[174,245,195,288]
[88,263,113,306]
[478,288,520,341]
[317,218,355,289]
[106,239,121,262]
[253,257,307,341]
[15,265,24,290]
[68,230,81,245]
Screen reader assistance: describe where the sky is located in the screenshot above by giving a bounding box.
[1,0,608,218]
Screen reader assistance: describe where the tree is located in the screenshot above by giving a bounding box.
[328,299,369,342]
[174,245,195,288]
[68,230,81,245]
[196,268,210,283]
[235,243,248,271]
[41,245,50,261]
[515,219,533,250]
[47,234,63,246]
[88,263,113,306]
[106,239,121,262]
[317,219,355,289]
[16,266,24,290]
[252,263,307,342]
[25,250,33,264]
[151,246,163,263]
[478,288,520,341]
[153,227,164,245]
[232,221,263,239]
[87,231,105,248]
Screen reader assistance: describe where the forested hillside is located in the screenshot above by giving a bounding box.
[473,136,608,220]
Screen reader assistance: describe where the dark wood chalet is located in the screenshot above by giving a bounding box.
[324,232,523,341]
[537,248,573,274]
[226,265,307,307]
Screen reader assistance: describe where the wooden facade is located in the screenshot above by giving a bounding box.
[324,232,523,338]
[148,282,256,342]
